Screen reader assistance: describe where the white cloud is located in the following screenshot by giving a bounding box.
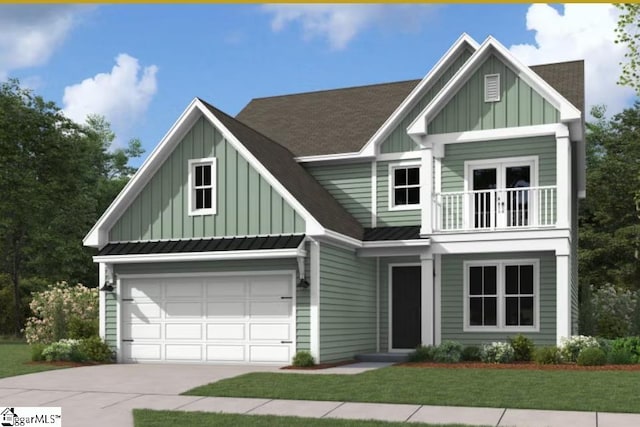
[0,5,89,79]
[63,54,158,143]
[263,4,433,50]
[510,4,635,116]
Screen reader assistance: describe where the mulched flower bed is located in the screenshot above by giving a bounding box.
[399,361,640,371]
[26,361,107,368]
[281,360,357,370]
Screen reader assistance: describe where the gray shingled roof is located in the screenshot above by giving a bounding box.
[236,61,584,157]
[200,99,364,240]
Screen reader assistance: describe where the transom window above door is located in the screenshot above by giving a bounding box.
[390,164,420,209]
[188,158,217,216]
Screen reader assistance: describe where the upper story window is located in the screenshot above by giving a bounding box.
[464,259,539,332]
[188,158,216,216]
[484,74,501,102]
[390,163,420,210]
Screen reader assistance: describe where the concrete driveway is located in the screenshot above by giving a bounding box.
[0,364,279,427]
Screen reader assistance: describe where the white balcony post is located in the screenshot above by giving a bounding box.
[556,128,571,228]
[556,252,571,345]
[420,145,433,235]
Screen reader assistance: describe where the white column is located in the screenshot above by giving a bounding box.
[420,253,434,346]
[556,253,571,345]
[309,240,321,362]
[556,129,571,228]
[98,263,106,340]
[420,146,434,235]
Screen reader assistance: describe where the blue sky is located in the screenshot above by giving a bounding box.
[1,4,634,165]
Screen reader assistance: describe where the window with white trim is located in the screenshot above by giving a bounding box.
[391,166,420,208]
[465,260,538,331]
[188,158,216,215]
[484,73,500,102]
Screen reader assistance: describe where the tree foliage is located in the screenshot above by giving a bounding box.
[0,79,142,335]
[616,4,640,94]
[579,104,640,290]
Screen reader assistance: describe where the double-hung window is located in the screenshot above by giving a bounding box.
[390,164,420,209]
[188,158,216,216]
[464,259,538,332]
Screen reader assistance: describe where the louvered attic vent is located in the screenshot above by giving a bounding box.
[484,74,500,102]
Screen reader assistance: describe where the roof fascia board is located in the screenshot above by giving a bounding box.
[407,36,582,139]
[93,247,305,264]
[295,152,374,164]
[196,100,325,236]
[83,99,202,248]
[359,33,479,158]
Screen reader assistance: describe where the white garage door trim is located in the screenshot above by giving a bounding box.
[115,270,296,365]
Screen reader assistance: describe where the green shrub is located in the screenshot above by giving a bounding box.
[78,337,113,363]
[508,334,535,362]
[577,347,607,366]
[610,336,640,363]
[432,341,463,363]
[534,346,562,365]
[31,343,46,362]
[291,351,315,367]
[42,339,85,362]
[559,335,599,362]
[408,345,434,362]
[461,346,481,362]
[480,342,514,363]
[68,317,99,340]
[607,348,634,365]
[24,282,98,345]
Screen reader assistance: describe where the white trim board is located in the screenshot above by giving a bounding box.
[94,248,305,264]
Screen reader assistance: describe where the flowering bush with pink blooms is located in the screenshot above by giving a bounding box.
[24,282,98,344]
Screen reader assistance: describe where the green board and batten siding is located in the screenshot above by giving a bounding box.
[109,116,304,242]
[380,48,473,154]
[319,243,377,362]
[104,259,308,351]
[376,161,421,227]
[305,162,372,228]
[428,54,559,135]
[440,251,557,346]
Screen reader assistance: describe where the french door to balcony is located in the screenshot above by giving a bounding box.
[470,160,534,229]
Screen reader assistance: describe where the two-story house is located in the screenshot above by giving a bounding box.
[84,34,584,365]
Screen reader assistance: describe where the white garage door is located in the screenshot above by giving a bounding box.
[120,273,295,364]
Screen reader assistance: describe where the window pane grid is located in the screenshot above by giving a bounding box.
[393,166,420,206]
[192,162,214,211]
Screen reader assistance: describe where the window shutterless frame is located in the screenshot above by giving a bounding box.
[463,259,540,333]
[188,157,217,216]
[388,161,421,211]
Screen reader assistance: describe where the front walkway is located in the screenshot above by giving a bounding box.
[0,363,638,427]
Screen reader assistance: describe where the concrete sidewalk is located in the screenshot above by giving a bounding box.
[1,363,639,426]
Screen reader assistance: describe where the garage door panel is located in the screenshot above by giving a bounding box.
[165,344,202,361]
[124,303,161,320]
[123,274,293,364]
[165,302,202,318]
[207,302,245,317]
[124,323,161,340]
[127,344,161,361]
[165,280,202,298]
[250,345,291,363]
[250,301,290,317]
[166,323,202,340]
[207,323,245,340]
[250,323,290,341]
[206,279,246,297]
[249,276,290,297]
[207,345,245,362]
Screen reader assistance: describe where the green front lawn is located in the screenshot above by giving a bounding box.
[185,366,640,413]
[0,342,66,379]
[133,410,478,427]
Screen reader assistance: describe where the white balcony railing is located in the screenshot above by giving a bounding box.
[433,186,557,232]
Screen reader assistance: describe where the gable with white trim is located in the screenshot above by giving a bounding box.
[109,115,305,242]
[428,54,559,135]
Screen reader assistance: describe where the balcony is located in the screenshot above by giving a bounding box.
[433,186,557,232]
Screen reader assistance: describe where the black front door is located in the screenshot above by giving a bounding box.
[392,266,421,349]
